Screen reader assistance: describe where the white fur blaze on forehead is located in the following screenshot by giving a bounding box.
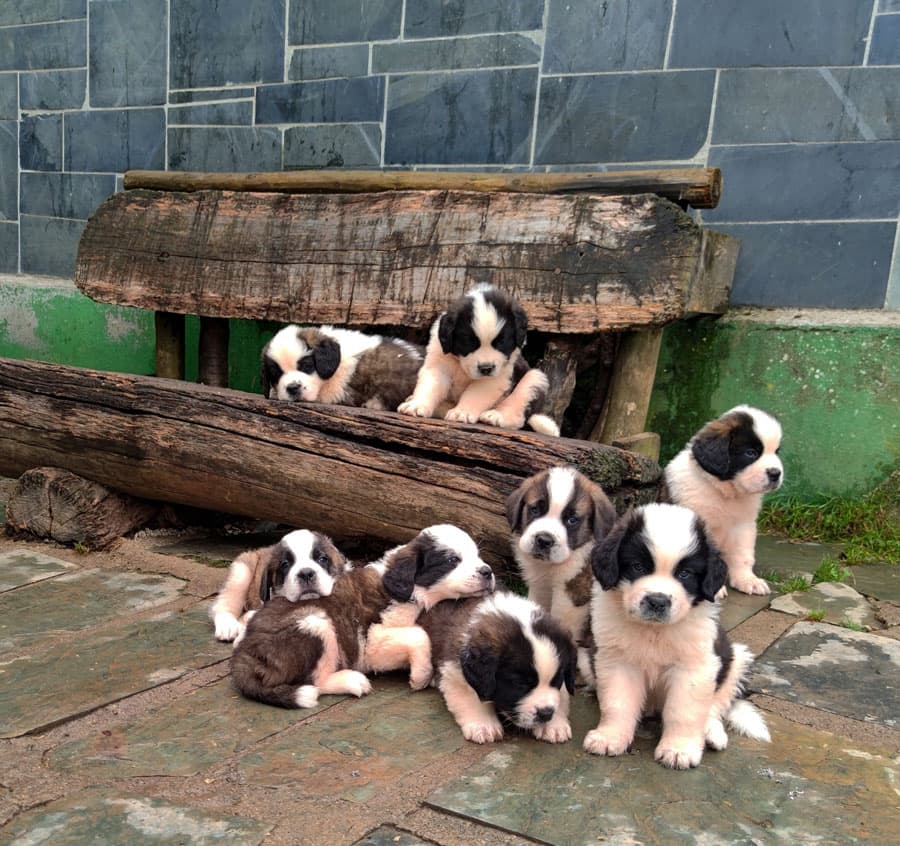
[423,524,480,556]
[470,289,506,345]
[281,529,317,559]
[527,627,561,686]
[640,503,701,573]
[267,325,308,371]
[475,591,539,626]
[730,404,782,448]
[546,466,577,513]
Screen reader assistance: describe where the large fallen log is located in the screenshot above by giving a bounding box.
[0,358,659,566]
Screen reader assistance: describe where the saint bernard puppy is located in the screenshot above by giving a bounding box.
[210,529,348,642]
[506,466,617,684]
[231,525,495,708]
[397,284,559,436]
[664,405,784,595]
[418,592,577,745]
[584,503,770,770]
[261,324,424,411]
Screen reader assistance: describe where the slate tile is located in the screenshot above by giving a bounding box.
[707,143,900,222]
[849,563,900,602]
[719,591,771,631]
[670,0,871,68]
[0,549,77,592]
[869,14,900,65]
[769,582,877,628]
[714,68,900,144]
[385,68,536,165]
[65,108,165,171]
[168,127,282,172]
[711,222,894,309]
[0,605,228,738]
[20,113,62,171]
[168,101,254,126]
[535,72,714,164]
[90,0,166,107]
[20,69,86,111]
[0,20,87,71]
[0,122,17,219]
[284,124,382,168]
[19,215,85,277]
[0,1,86,26]
[753,621,899,726]
[289,44,370,81]
[428,699,900,845]
[21,172,116,220]
[0,75,16,119]
[880,0,900,9]
[373,33,540,73]
[288,0,402,44]
[256,77,385,124]
[3,790,271,845]
[169,87,256,104]
[170,0,284,89]
[0,222,18,272]
[544,0,672,73]
[404,0,544,37]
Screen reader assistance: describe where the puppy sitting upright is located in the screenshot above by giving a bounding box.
[584,503,769,770]
[397,284,559,436]
[506,466,617,683]
[261,324,423,411]
[419,592,577,744]
[664,405,783,595]
[231,525,495,709]
[210,529,348,642]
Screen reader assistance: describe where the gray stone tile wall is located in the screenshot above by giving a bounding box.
[0,0,896,312]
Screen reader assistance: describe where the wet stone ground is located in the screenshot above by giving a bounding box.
[0,525,898,846]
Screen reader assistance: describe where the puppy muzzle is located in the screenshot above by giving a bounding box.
[530,532,557,559]
[638,592,672,622]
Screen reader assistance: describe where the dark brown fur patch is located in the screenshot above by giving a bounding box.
[565,565,594,609]
[345,338,423,409]
[418,597,485,673]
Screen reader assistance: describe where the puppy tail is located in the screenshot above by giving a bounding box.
[527,414,560,437]
[725,699,770,742]
[294,685,321,709]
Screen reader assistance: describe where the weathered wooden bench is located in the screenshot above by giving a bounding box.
[0,169,737,564]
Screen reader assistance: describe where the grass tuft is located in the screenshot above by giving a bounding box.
[812,557,850,585]
[804,609,826,622]
[839,619,867,632]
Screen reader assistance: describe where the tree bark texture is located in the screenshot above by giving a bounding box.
[0,358,659,566]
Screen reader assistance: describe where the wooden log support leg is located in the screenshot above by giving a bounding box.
[537,336,582,426]
[592,329,664,456]
[154,311,185,380]
[199,316,230,387]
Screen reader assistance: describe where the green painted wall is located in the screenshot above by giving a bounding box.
[648,316,900,501]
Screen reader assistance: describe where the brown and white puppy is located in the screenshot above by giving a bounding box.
[210,529,348,642]
[261,324,424,411]
[397,284,559,436]
[584,503,769,770]
[664,405,784,595]
[506,466,617,683]
[231,525,495,708]
[419,592,577,745]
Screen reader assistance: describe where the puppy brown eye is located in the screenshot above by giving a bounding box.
[565,514,581,527]
[528,504,543,519]
[315,553,329,566]
[447,554,461,566]
[676,570,691,580]
[631,562,646,575]
[744,448,760,459]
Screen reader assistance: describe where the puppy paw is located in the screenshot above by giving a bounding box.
[704,717,728,751]
[715,585,728,601]
[730,573,771,596]
[462,720,504,744]
[445,407,479,424]
[397,400,433,418]
[655,738,704,769]
[409,664,433,691]
[533,718,572,744]
[343,671,373,698]
[583,725,632,757]
[213,613,243,643]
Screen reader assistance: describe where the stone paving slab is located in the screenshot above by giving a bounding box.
[239,679,467,803]
[769,582,877,628]
[752,621,899,728]
[755,535,843,577]
[427,695,899,846]
[0,605,229,738]
[719,590,771,631]
[848,563,900,602]
[0,549,77,592]
[1,790,271,845]
[0,568,187,652]
[151,531,285,566]
[353,826,434,846]
[49,678,329,779]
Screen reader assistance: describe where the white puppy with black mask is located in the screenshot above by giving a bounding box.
[664,405,783,595]
[584,503,769,770]
[397,284,558,435]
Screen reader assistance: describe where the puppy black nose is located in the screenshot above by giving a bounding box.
[477,363,495,376]
[643,593,671,614]
[286,383,301,397]
[767,468,781,482]
[297,568,316,584]
[534,532,555,551]
[535,707,554,724]
[478,565,493,580]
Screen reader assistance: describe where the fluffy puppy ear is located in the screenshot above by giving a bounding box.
[591,514,629,590]
[512,301,528,348]
[312,337,341,380]
[437,311,455,354]
[587,481,618,541]
[382,541,421,601]
[699,526,728,602]
[258,545,279,603]
[691,424,732,478]
[259,346,273,398]
[505,480,528,532]
[460,644,498,701]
